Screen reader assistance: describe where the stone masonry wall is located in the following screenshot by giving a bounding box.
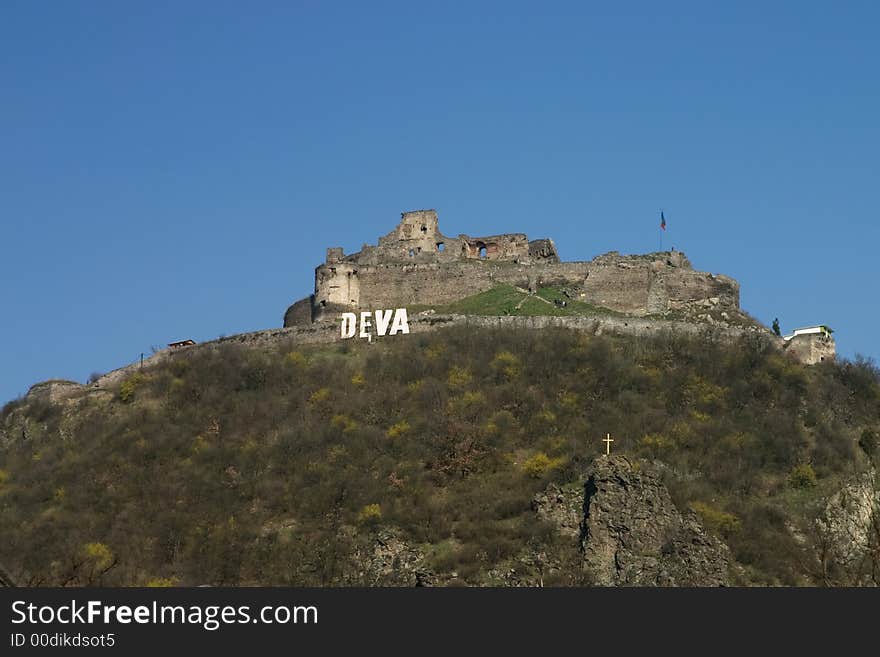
[288,211,741,326]
[290,254,740,326]
[784,333,836,365]
[228,312,769,353]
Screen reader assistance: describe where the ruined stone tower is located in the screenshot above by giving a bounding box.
[783,326,836,365]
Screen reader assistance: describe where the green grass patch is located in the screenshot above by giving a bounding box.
[412,284,619,318]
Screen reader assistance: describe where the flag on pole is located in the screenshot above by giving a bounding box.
[660,211,667,231]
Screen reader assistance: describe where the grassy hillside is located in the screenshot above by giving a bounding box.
[411,283,761,328]
[1,327,878,586]
[410,283,620,317]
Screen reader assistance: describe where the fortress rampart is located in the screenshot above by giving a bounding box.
[284,209,740,326]
[248,313,761,348]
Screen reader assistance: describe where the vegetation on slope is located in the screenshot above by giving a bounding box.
[1,327,878,586]
[411,284,619,317]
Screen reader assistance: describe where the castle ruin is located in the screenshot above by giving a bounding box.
[285,209,741,326]
[7,212,836,407]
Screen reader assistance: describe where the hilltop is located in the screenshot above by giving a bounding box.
[280,209,834,365]
[2,326,878,586]
[0,210,859,587]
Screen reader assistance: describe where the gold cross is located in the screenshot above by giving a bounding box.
[603,433,614,455]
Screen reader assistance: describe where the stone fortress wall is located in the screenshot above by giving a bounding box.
[26,307,831,409]
[284,209,741,326]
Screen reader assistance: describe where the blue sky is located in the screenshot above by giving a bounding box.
[2,1,878,403]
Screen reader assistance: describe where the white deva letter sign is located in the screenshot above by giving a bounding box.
[341,308,410,340]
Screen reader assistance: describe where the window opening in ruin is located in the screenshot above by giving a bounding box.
[479,246,487,259]
[421,225,427,233]
[408,249,415,257]
[417,247,421,253]
[437,242,445,252]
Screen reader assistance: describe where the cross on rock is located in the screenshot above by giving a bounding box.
[603,433,614,455]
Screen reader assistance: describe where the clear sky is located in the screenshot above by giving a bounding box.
[2,1,878,403]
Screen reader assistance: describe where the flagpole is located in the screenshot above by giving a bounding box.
[659,209,663,252]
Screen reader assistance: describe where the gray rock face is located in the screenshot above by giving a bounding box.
[532,483,583,538]
[816,468,879,583]
[580,456,731,586]
[355,529,431,586]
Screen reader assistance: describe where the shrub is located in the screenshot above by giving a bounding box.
[447,366,472,388]
[191,435,210,454]
[284,351,307,367]
[145,577,179,587]
[690,501,742,536]
[447,391,485,416]
[639,433,672,452]
[119,373,146,403]
[491,351,521,380]
[331,415,358,433]
[485,410,518,437]
[788,464,817,489]
[558,391,579,411]
[424,343,446,361]
[386,420,411,439]
[521,452,566,478]
[308,387,331,403]
[686,375,726,410]
[82,542,114,570]
[240,365,267,391]
[357,504,382,523]
[327,445,349,462]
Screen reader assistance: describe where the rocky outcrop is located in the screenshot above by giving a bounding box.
[354,529,432,586]
[580,456,731,586]
[531,457,732,586]
[816,468,879,584]
[532,482,583,538]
